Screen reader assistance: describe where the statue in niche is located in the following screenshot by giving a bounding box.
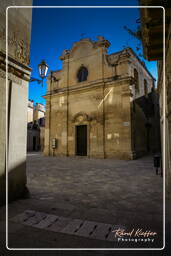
[77,65,88,82]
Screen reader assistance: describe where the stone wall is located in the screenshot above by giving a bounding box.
[27,100,34,123]
[159,21,171,194]
[0,0,32,205]
[33,103,45,121]
[139,1,171,194]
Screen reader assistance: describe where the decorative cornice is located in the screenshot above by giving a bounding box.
[44,76,132,98]
[0,68,23,85]
[0,51,31,82]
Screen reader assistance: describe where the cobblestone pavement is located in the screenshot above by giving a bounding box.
[0,153,168,253]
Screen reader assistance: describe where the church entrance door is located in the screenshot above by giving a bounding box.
[76,125,87,156]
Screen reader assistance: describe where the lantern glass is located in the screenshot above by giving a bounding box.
[38,60,48,79]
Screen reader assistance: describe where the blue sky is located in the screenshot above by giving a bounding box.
[29,0,157,105]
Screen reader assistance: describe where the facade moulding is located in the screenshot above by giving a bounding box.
[72,112,92,123]
[0,51,31,82]
[44,76,133,99]
[108,47,155,80]
[0,51,32,72]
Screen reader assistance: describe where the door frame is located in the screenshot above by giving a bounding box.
[75,124,88,156]
[75,123,90,157]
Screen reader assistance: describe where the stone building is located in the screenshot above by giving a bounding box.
[44,37,160,159]
[27,100,45,152]
[139,1,171,194]
[0,0,32,205]
[27,118,45,152]
[27,100,45,123]
[33,102,45,121]
[27,99,34,123]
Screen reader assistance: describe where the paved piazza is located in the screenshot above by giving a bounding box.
[26,153,163,243]
[0,153,165,250]
[27,153,163,216]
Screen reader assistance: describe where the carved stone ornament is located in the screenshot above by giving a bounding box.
[15,39,30,65]
[95,36,110,48]
[77,115,84,122]
[0,69,6,79]
[107,54,120,66]
[60,49,70,60]
[0,26,30,65]
[72,112,91,123]
[0,27,5,41]
[120,49,131,58]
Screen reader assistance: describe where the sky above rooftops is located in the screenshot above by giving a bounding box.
[29,0,157,105]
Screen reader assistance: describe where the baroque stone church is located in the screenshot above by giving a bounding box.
[44,36,160,160]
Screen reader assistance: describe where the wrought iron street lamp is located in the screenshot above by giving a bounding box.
[30,60,48,86]
[38,60,48,79]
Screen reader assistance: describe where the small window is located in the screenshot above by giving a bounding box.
[134,68,139,91]
[77,66,88,82]
[144,79,148,96]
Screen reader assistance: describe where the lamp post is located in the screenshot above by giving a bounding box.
[30,60,49,86]
[30,60,59,155]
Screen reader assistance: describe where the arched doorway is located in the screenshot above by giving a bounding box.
[73,112,90,156]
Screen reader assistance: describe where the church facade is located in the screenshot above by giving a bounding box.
[44,37,160,160]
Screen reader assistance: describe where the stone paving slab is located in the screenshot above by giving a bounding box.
[10,210,127,243]
[45,216,72,232]
[90,223,112,240]
[33,214,58,229]
[61,219,84,235]
[75,220,99,237]
[10,210,36,223]
[23,211,47,226]
[107,225,126,241]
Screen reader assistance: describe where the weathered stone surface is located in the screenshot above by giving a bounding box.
[23,211,47,226]
[61,219,84,234]
[34,214,58,229]
[76,220,99,237]
[44,37,158,160]
[0,1,32,206]
[90,223,112,240]
[45,216,71,232]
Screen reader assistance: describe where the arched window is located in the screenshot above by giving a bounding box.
[144,79,148,96]
[134,68,139,91]
[77,66,88,82]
